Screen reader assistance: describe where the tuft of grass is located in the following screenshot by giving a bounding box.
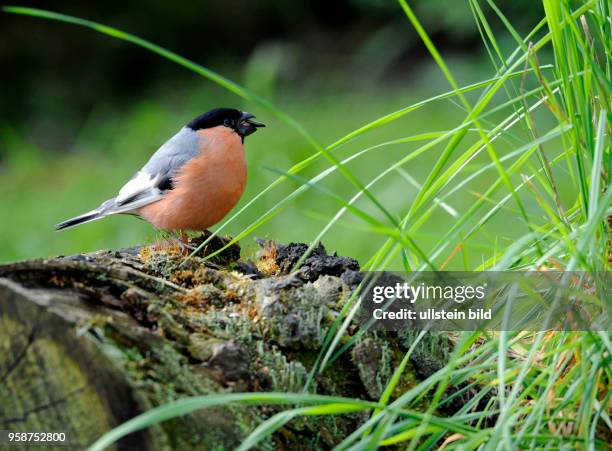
[3,0,611,449]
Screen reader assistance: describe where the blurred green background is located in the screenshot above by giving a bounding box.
[0,0,548,265]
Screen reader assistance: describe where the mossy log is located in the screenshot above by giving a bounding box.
[0,237,457,450]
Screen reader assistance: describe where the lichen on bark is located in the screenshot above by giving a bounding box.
[0,235,454,449]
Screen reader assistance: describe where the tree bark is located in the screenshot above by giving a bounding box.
[0,240,454,450]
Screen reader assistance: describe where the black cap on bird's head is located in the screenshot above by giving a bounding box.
[187,108,265,139]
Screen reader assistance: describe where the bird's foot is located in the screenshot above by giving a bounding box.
[149,230,193,255]
[150,230,240,264]
[170,230,199,254]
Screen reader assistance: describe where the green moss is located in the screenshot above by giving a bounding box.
[70,242,455,448]
[397,331,451,377]
[253,341,309,393]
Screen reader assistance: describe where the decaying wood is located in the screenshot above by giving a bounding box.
[0,237,456,450]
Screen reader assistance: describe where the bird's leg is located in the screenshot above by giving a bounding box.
[150,229,173,251]
[149,230,193,253]
[171,230,198,252]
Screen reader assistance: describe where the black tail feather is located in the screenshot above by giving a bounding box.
[55,211,102,231]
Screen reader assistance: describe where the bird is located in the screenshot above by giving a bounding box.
[56,108,264,233]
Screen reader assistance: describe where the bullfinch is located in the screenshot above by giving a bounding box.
[56,108,264,232]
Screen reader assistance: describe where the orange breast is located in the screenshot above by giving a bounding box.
[139,126,247,231]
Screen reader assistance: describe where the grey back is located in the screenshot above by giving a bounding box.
[142,126,201,180]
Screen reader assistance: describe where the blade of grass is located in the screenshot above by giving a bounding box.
[87,393,379,451]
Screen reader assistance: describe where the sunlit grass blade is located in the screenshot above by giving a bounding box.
[196,70,548,265]
[87,393,379,451]
[236,403,365,451]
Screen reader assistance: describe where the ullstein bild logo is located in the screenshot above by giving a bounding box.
[358,272,610,332]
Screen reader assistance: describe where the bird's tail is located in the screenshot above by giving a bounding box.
[55,198,116,231]
[55,210,105,231]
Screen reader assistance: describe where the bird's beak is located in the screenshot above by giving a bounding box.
[237,111,265,137]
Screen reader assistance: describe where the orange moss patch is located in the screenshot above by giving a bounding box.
[48,274,68,287]
[139,241,184,262]
[256,240,280,276]
[240,303,260,323]
[223,288,243,304]
[176,288,211,309]
[169,269,202,286]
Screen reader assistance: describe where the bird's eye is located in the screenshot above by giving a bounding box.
[223,118,233,127]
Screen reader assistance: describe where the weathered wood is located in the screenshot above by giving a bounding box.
[0,240,455,450]
[0,277,159,450]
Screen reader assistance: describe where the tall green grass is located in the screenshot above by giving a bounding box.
[4,0,610,449]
